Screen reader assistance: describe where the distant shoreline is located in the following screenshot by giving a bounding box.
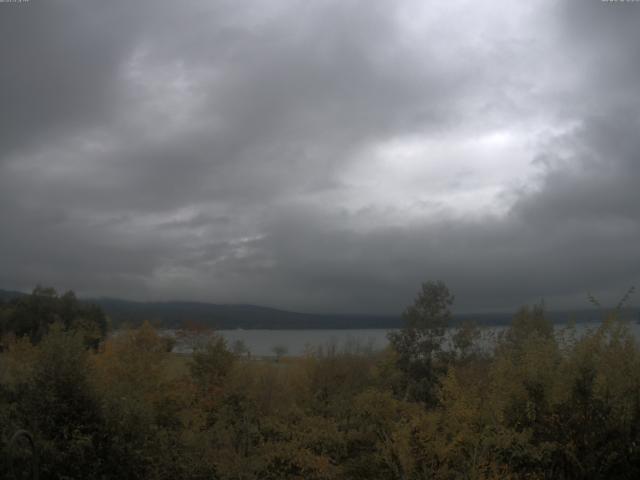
[3,288,637,330]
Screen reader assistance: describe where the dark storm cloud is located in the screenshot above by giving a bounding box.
[0,1,144,158]
[1,0,640,313]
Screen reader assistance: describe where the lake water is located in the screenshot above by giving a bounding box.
[165,321,640,357]
[216,328,393,356]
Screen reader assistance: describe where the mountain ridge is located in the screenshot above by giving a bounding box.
[1,288,637,329]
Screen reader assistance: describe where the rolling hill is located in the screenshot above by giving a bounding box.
[1,288,636,329]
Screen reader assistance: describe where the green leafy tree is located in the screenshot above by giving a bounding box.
[232,339,250,357]
[451,320,481,362]
[190,334,236,391]
[18,325,105,479]
[0,286,108,347]
[272,345,288,362]
[388,280,454,405]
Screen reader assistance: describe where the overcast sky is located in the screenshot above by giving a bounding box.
[1,0,640,314]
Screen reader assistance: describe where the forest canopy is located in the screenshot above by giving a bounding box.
[0,286,108,348]
[1,283,640,479]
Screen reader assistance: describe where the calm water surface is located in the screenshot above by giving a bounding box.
[164,322,640,357]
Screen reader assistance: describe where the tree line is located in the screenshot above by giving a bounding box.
[1,283,640,479]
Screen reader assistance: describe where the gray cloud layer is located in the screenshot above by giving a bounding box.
[1,0,639,313]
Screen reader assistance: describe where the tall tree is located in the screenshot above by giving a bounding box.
[0,286,108,347]
[388,280,454,405]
